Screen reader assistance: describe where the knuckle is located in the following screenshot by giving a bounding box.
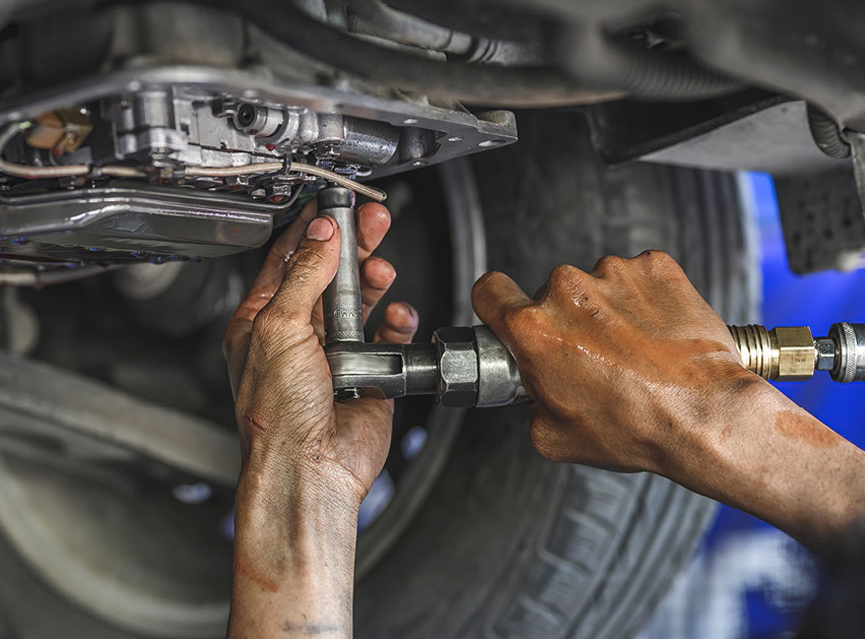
[549,263,581,287]
[546,264,595,304]
[643,250,687,279]
[287,258,318,283]
[591,255,625,277]
[641,249,673,265]
[251,307,283,338]
[287,245,328,278]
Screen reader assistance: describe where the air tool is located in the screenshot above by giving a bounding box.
[318,185,864,407]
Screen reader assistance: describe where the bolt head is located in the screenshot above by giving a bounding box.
[815,338,837,371]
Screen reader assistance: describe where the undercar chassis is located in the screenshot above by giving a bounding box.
[0,1,862,638]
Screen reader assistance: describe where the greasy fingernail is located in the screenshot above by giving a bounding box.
[306,217,334,241]
[378,259,397,282]
[397,302,417,319]
[386,302,403,318]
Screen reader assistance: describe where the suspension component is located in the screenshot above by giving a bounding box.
[729,323,865,382]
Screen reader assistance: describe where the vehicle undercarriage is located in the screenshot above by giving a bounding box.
[0,1,861,637]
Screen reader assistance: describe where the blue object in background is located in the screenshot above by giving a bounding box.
[641,172,865,639]
[753,172,865,450]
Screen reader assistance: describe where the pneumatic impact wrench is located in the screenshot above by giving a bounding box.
[317,184,865,407]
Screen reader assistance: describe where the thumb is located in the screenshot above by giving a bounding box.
[267,215,341,323]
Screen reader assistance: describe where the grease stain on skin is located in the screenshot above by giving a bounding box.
[580,331,734,390]
[776,410,839,449]
[235,553,279,593]
[516,306,747,431]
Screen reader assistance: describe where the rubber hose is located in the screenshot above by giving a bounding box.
[615,44,743,100]
[561,26,744,102]
[208,0,741,105]
[211,0,620,107]
[807,103,851,159]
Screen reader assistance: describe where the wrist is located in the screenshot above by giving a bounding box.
[233,462,359,590]
[237,460,361,530]
[241,429,369,513]
[653,367,775,483]
[653,370,865,556]
[229,462,359,639]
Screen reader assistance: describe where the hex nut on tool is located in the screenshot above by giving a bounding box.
[815,338,837,371]
[433,326,479,408]
[774,326,815,380]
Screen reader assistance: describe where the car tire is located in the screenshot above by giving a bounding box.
[353,110,760,639]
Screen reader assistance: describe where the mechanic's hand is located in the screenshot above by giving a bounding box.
[223,199,418,507]
[472,251,759,474]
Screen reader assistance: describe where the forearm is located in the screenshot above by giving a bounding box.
[228,466,360,639]
[666,378,865,562]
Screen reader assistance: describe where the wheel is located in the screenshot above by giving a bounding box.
[0,165,479,638]
[353,110,759,639]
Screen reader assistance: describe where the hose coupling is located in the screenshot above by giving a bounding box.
[728,324,815,381]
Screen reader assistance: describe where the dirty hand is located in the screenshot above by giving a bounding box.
[223,199,417,638]
[472,251,757,474]
[223,199,418,507]
[473,251,865,561]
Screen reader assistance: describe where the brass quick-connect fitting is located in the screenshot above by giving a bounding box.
[728,325,815,381]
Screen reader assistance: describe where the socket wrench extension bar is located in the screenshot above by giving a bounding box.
[317,185,864,407]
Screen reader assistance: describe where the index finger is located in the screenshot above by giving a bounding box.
[471,271,532,339]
